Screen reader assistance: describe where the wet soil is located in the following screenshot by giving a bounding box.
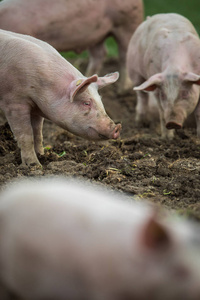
[0,58,200,220]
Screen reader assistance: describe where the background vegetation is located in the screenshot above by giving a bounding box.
[144,0,200,33]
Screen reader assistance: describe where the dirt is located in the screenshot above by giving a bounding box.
[0,57,200,220]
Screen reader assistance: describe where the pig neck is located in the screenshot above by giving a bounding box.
[161,44,192,75]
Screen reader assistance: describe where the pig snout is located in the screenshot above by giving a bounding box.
[88,122,121,140]
[165,110,186,130]
[112,123,121,139]
[166,121,182,130]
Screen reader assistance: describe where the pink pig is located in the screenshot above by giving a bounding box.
[0,0,144,92]
[0,177,200,300]
[0,30,121,166]
[127,13,200,138]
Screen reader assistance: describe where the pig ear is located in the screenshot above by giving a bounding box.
[140,214,171,250]
[134,73,163,92]
[69,75,98,102]
[184,72,200,85]
[96,72,119,89]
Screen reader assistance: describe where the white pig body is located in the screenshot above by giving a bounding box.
[0,177,200,300]
[0,30,121,165]
[0,0,144,92]
[127,13,200,138]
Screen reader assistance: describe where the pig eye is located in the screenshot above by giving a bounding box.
[83,100,92,108]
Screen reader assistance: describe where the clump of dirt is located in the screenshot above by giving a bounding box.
[0,58,200,220]
[0,122,17,155]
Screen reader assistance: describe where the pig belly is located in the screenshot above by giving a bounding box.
[35,18,112,53]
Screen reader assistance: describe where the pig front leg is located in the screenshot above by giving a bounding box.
[157,100,175,139]
[5,110,41,166]
[135,90,150,127]
[85,42,107,76]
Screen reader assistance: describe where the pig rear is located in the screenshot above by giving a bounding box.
[0,29,121,166]
[0,177,200,300]
[127,13,200,139]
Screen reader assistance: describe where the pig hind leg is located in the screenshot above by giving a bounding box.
[5,108,40,166]
[85,42,107,76]
[113,31,133,94]
[31,114,44,155]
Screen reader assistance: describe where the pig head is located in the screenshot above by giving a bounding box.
[53,72,121,141]
[127,13,200,138]
[134,71,200,139]
[0,30,121,166]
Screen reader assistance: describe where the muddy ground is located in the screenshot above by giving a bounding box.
[0,58,200,220]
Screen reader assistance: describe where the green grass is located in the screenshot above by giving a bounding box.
[61,50,88,60]
[143,0,200,34]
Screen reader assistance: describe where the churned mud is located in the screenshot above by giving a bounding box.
[0,58,200,220]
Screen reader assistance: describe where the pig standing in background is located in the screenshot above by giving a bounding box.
[0,30,121,166]
[0,0,144,93]
[0,177,200,300]
[127,13,200,138]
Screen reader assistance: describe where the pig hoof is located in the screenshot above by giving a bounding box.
[20,162,42,168]
[36,147,45,155]
[161,130,175,140]
[21,157,41,167]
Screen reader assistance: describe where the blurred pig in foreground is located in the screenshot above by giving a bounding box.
[127,13,200,139]
[0,177,200,300]
[0,0,144,93]
[0,30,121,166]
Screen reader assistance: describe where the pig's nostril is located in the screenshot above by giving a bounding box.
[112,124,121,139]
[115,123,122,132]
[166,122,182,130]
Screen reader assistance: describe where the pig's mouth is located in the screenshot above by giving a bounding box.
[98,134,109,139]
[88,127,109,140]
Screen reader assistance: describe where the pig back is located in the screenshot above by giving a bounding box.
[127,13,200,78]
